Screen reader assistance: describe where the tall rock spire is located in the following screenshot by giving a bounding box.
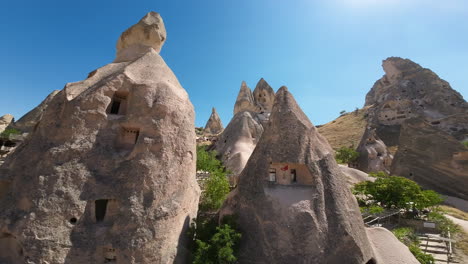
[204,107,224,135]
[221,86,374,263]
[0,12,199,263]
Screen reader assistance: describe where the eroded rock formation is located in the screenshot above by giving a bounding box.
[10,90,60,134]
[214,78,275,178]
[365,57,468,145]
[356,127,393,174]
[203,107,223,135]
[364,57,468,199]
[366,227,419,264]
[0,12,199,264]
[0,114,14,133]
[392,119,468,200]
[220,87,374,263]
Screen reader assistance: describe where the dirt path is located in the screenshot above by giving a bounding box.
[445,215,468,234]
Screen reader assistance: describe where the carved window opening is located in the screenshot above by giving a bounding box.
[95,199,108,222]
[366,258,377,264]
[107,91,129,115]
[290,169,297,183]
[103,247,117,262]
[269,168,276,182]
[117,127,140,150]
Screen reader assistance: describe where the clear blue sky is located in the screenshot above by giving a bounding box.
[1,0,467,127]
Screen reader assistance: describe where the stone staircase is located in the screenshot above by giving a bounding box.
[418,234,457,264]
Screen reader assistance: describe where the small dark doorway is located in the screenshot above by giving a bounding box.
[366,258,377,264]
[290,169,297,183]
[107,91,129,115]
[109,100,121,114]
[95,199,108,222]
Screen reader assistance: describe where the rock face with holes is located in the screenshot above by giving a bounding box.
[9,90,60,134]
[356,127,393,174]
[203,107,223,135]
[214,79,274,180]
[364,57,468,199]
[392,118,468,200]
[220,87,375,263]
[365,57,468,145]
[0,114,14,134]
[0,12,199,264]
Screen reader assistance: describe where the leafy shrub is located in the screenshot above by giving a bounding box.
[408,244,435,264]
[353,175,443,210]
[392,227,434,264]
[197,146,223,172]
[0,128,20,138]
[196,146,231,210]
[360,205,384,215]
[463,141,468,149]
[368,171,389,178]
[335,147,359,164]
[190,216,242,264]
[427,210,461,235]
[202,170,230,210]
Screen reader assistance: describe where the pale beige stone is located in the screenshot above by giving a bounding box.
[220,87,374,263]
[0,12,199,264]
[203,107,223,135]
[0,114,13,134]
[366,227,419,264]
[115,11,166,62]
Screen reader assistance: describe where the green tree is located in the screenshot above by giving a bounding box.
[196,146,231,210]
[353,176,443,210]
[191,217,242,264]
[335,146,360,165]
[197,146,223,172]
[202,170,230,210]
[463,141,468,149]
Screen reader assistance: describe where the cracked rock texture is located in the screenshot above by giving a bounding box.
[0,11,199,264]
[220,87,374,263]
[214,78,275,178]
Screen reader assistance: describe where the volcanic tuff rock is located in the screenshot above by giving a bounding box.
[203,107,223,135]
[115,11,166,62]
[233,78,275,117]
[0,12,199,264]
[10,90,60,134]
[220,87,374,263]
[365,57,468,145]
[356,127,393,174]
[338,164,375,187]
[0,114,14,133]
[366,227,419,264]
[364,57,468,199]
[214,111,263,177]
[215,79,274,178]
[392,118,468,200]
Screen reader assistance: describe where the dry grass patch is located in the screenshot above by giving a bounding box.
[317,107,370,150]
[440,205,468,221]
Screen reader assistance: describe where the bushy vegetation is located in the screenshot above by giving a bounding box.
[0,128,20,138]
[353,172,443,210]
[463,141,468,149]
[189,215,242,264]
[196,146,231,210]
[427,209,460,235]
[335,146,359,164]
[190,147,241,263]
[392,227,435,264]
